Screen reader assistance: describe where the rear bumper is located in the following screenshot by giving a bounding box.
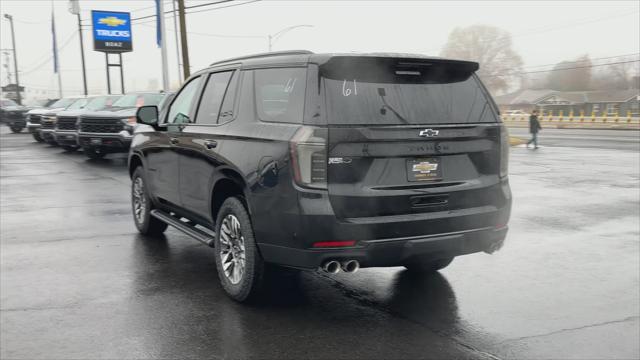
[78,132,132,152]
[260,226,507,269]
[254,178,511,269]
[54,130,78,146]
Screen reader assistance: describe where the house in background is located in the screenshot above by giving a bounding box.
[495,89,640,117]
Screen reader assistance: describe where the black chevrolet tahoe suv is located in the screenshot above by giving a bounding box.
[129,51,512,302]
[78,92,168,159]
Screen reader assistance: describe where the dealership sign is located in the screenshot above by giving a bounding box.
[91,10,132,53]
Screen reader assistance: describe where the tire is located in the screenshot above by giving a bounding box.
[404,257,454,274]
[62,145,77,152]
[214,197,265,302]
[10,125,23,133]
[32,132,44,142]
[131,167,168,236]
[84,146,106,159]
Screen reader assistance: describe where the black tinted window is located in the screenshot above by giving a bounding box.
[254,68,306,124]
[167,77,202,124]
[195,71,233,125]
[324,76,495,125]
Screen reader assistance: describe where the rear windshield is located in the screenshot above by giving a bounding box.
[322,58,497,125]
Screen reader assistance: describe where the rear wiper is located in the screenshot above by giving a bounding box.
[377,88,410,124]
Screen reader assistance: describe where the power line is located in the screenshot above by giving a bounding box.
[520,53,640,71]
[186,0,261,14]
[131,0,233,21]
[432,9,640,55]
[483,60,640,78]
[21,32,78,75]
[136,21,263,39]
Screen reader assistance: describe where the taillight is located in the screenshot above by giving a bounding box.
[290,126,328,189]
[500,125,509,178]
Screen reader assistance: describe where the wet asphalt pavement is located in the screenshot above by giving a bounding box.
[1,127,639,359]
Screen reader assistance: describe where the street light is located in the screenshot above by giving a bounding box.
[268,25,313,52]
[3,13,21,105]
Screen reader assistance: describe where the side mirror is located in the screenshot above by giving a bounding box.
[137,106,159,126]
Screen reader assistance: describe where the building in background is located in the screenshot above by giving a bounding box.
[495,89,640,117]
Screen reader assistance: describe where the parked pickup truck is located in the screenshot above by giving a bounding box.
[53,95,122,151]
[78,92,169,159]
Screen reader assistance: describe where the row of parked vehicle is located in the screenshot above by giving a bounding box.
[1,92,170,159]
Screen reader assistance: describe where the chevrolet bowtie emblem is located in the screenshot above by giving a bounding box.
[419,129,439,137]
[98,16,127,27]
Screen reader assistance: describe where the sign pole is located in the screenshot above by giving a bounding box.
[105,54,111,94]
[119,53,124,94]
[158,0,170,91]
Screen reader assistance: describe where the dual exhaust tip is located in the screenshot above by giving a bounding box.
[322,260,360,274]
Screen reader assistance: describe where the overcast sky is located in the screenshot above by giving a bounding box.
[0,0,638,99]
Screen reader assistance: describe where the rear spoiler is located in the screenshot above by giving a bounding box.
[319,56,479,84]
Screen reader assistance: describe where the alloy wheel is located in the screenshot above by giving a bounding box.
[219,214,246,285]
[132,177,147,225]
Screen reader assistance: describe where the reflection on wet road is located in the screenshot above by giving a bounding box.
[1,128,638,359]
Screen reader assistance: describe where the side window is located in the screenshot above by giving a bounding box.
[218,72,239,124]
[254,67,306,124]
[167,76,202,124]
[194,71,233,125]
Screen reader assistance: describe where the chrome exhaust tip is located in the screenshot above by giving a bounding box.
[322,260,341,274]
[341,260,360,273]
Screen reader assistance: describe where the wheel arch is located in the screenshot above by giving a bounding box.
[128,153,144,178]
[211,170,251,223]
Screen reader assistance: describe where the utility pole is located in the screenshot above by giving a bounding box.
[158,0,170,91]
[177,0,190,79]
[68,0,87,96]
[172,0,183,83]
[3,14,22,104]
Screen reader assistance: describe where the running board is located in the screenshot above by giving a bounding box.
[150,209,215,247]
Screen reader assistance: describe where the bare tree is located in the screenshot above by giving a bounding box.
[546,55,592,91]
[440,25,523,94]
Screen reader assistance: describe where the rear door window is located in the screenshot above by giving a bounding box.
[195,71,234,125]
[253,68,306,124]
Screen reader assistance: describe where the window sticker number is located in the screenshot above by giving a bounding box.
[284,78,296,93]
[342,79,358,97]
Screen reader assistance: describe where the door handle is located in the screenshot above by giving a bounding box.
[203,139,218,149]
[170,137,179,145]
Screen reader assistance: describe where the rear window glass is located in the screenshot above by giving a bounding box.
[254,68,306,124]
[322,59,496,125]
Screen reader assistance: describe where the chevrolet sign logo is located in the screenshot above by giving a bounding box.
[98,16,127,27]
[419,129,439,137]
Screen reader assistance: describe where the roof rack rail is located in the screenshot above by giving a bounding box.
[209,50,314,66]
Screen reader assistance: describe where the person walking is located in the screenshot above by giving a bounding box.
[527,109,542,149]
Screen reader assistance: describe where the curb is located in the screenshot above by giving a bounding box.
[509,136,526,146]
